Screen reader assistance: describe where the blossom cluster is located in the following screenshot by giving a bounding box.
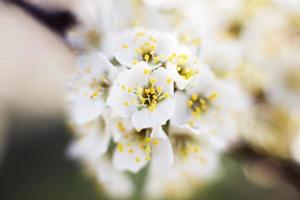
[65,0,300,199]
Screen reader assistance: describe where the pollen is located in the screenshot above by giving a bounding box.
[145,147,151,153]
[127,87,133,93]
[144,69,150,74]
[149,78,157,85]
[122,44,128,49]
[191,94,198,101]
[132,59,138,65]
[117,122,126,132]
[117,143,124,152]
[128,148,134,154]
[135,157,141,162]
[144,137,152,143]
[144,54,150,62]
[153,140,159,145]
[145,155,151,161]
[166,77,172,84]
[188,92,216,118]
[163,92,170,98]
[208,92,218,101]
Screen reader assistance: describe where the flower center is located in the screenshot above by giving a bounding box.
[132,32,161,64]
[170,53,197,80]
[86,28,101,47]
[89,75,111,99]
[171,134,201,159]
[137,79,169,111]
[177,65,194,80]
[187,92,218,118]
[285,68,300,92]
[122,78,170,111]
[225,20,243,39]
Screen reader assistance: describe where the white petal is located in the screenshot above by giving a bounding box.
[96,157,134,198]
[171,91,190,125]
[107,84,137,118]
[131,99,175,129]
[69,95,105,124]
[113,136,148,173]
[78,52,114,78]
[151,137,174,167]
[151,67,174,95]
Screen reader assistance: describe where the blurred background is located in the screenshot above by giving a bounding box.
[0,0,300,200]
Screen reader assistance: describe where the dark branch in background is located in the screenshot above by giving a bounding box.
[2,0,77,36]
[231,143,300,192]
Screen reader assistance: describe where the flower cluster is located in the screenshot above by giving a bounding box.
[67,27,247,198]
[64,0,300,198]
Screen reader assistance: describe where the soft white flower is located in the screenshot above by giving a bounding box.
[110,29,179,68]
[66,0,113,51]
[171,69,247,150]
[67,52,116,124]
[96,157,134,199]
[110,117,173,173]
[107,62,175,129]
[67,110,111,163]
[243,6,300,73]
[165,50,205,90]
[144,124,220,199]
[265,59,300,114]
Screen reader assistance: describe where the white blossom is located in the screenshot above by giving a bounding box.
[107,62,175,129]
[67,52,116,124]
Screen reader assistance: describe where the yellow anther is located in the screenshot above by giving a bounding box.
[150,87,156,94]
[166,77,172,84]
[145,147,151,153]
[132,59,138,65]
[208,92,218,101]
[144,138,152,143]
[163,92,170,98]
[148,104,157,111]
[200,99,206,105]
[153,56,160,63]
[127,87,133,93]
[195,107,201,113]
[156,87,162,93]
[149,78,157,85]
[184,68,192,73]
[135,157,141,162]
[153,140,159,145]
[201,104,207,111]
[117,143,124,152]
[176,66,182,72]
[144,54,150,62]
[90,91,99,98]
[187,100,193,107]
[152,95,158,100]
[128,148,134,154]
[121,85,126,90]
[124,101,129,106]
[191,94,198,101]
[144,69,150,74]
[144,88,151,93]
[145,155,151,161]
[122,44,128,49]
[137,87,143,94]
[117,122,126,132]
